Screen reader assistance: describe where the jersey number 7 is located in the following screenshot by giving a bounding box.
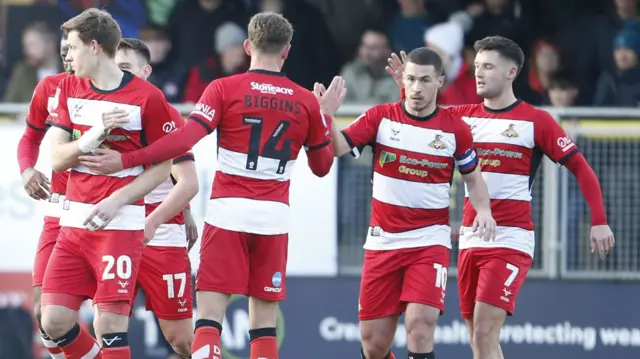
[243,116,292,174]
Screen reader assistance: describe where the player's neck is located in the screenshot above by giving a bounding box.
[406,101,437,118]
[90,60,125,91]
[249,57,282,73]
[483,89,518,111]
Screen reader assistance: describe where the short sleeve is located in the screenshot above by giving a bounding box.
[26,80,50,132]
[453,116,478,174]
[341,106,383,158]
[304,98,332,151]
[188,80,223,133]
[44,78,72,133]
[534,110,578,164]
[142,90,184,145]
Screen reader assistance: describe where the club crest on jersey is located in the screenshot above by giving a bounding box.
[501,124,519,138]
[378,151,397,167]
[428,134,446,150]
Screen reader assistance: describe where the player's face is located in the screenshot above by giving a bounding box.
[474,50,517,98]
[403,62,443,112]
[65,30,98,78]
[115,49,152,80]
[60,39,74,75]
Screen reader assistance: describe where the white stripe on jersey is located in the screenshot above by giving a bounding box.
[459,226,535,257]
[205,197,289,235]
[43,194,66,218]
[462,116,534,148]
[376,118,457,157]
[372,172,450,209]
[72,164,144,178]
[217,147,296,182]
[59,200,145,230]
[145,177,173,204]
[146,224,187,247]
[464,172,531,201]
[364,224,451,250]
[67,98,142,131]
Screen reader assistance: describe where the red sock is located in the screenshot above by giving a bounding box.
[56,325,101,359]
[101,347,130,359]
[250,336,278,359]
[191,326,222,359]
[41,333,65,359]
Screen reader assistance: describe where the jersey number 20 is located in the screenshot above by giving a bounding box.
[243,116,291,174]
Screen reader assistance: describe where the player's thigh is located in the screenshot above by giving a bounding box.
[475,248,532,316]
[138,246,193,320]
[457,248,481,319]
[89,230,144,306]
[196,224,250,295]
[401,245,450,314]
[358,249,406,321]
[41,228,95,310]
[33,220,61,287]
[247,233,288,301]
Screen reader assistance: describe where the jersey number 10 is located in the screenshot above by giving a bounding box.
[243,116,292,174]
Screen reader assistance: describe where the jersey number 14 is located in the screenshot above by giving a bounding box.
[243,116,291,174]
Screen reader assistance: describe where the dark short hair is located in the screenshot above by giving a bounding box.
[118,38,151,64]
[548,72,577,90]
[139,24,169,42]
[61,8,121,58]
[406,47,443,75]
[474,36,525,74]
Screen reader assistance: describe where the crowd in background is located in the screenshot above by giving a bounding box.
[0,0,638,107]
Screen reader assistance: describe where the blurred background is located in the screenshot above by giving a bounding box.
[0,0,639,359]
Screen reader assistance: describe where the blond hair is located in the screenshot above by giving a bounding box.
[247,12,293,54]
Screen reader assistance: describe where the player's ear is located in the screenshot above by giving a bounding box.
[437,75,445,89]
[281,44,291,60]
[507,65,518,80]
[91,39,100,56]
[143,64,152,79]
[243,40,252,56]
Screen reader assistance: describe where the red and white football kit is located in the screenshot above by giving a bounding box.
[450,101,581,317]
[139,146,194,320]
[41,71,179,311]
[342,103,478,321]
[118,69,334,302]
[17,72,69,287]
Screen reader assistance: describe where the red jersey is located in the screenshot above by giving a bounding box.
[342,102,477,250]
[144,106,194,247]
[46,71,179,231]
[451,101,578,256]
[188,69,331,235]
[26,72,69,219]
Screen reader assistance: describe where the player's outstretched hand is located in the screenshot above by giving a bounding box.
[78,148,125,175]
[590,224,615,260]
[313,76,346,116]
[83,196,124,231]
[102,108,130,131]
[21,167,50,200]
[183,208,199,251]
[385,51,407,88]
[472,211,497,241]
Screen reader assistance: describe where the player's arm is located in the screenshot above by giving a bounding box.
[109,160,173,206]
[145,155,199,228]
[18,81,49,174]
[334,107,382,158]
[305,98,334,177]
[461,166,490,213]
[120,81,224,169]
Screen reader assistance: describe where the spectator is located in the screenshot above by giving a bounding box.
[340,28,399,104]
[2,22,59,103]
[466,0,525,49]
[615,0,640,27]
[183,22,248,103]
[425,22,481,105]
[594,27,640,106]
[167,0,248,68]
[547,72,579,107]
[387,0,437,52]
[140,25,188,103]
[256,0,339,89]
[521,40,561,105]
